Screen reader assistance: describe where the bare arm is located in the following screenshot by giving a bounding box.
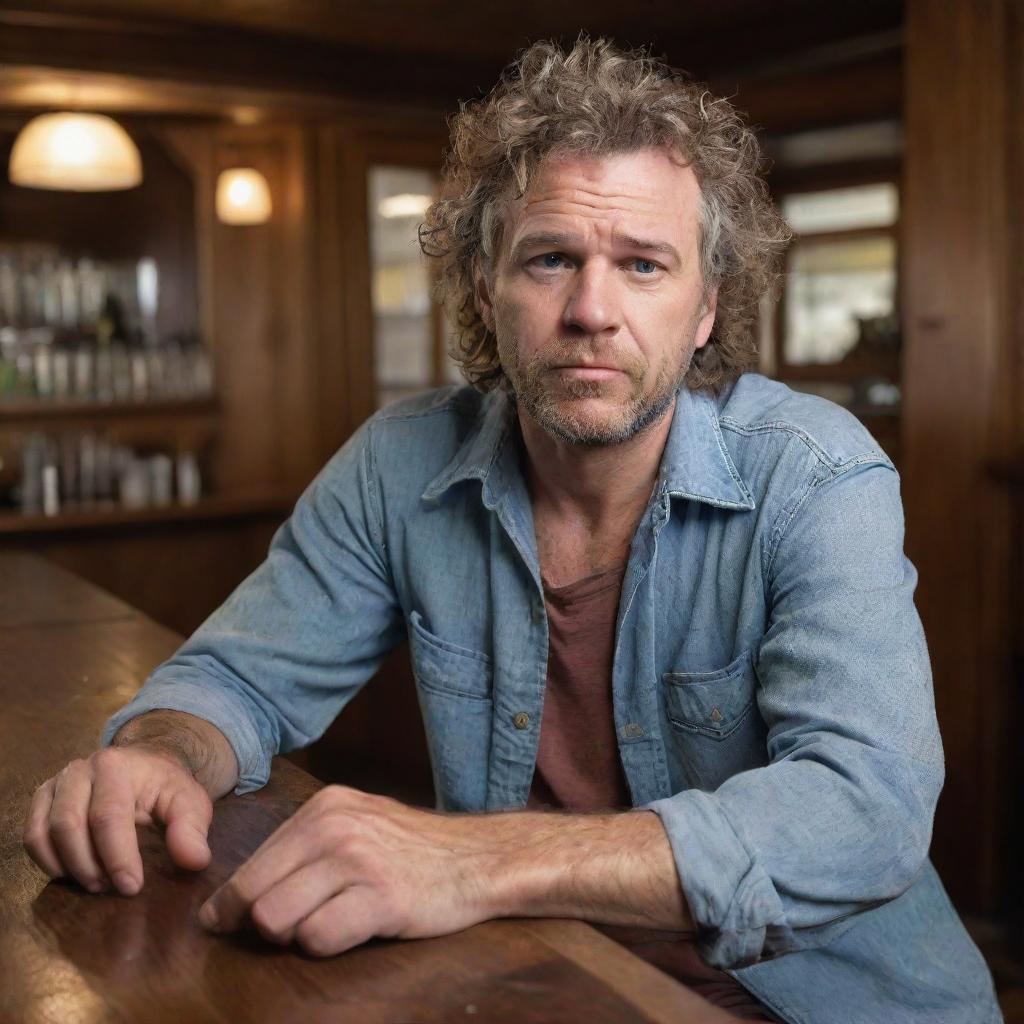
[473,807,692,930]
[111,709,239,800]
[200,787,691,954]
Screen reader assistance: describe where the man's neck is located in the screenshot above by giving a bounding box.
[518,400,674,585]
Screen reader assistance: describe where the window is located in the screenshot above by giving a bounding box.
[367,166,460,409]
[777,182,900,374]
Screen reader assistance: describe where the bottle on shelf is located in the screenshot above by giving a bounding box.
[0,244,214,406]
[6,425,205,516]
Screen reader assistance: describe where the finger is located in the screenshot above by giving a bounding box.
[295,887,381,957]
[156,781,214,872]
[248,861,349,946]
[23,778,63,878]
[200,819,313,933]
[199,823,311,929]
[49,762,109,892]
[88,751,145,895]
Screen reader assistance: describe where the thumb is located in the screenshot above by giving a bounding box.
[159,782,214,871]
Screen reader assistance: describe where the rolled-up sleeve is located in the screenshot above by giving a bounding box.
[101,418,404,794]
[645,458,943,968]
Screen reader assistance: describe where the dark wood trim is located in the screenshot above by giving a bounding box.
[0,8,500,109]
[0,490,292,536]
[719,50,903,136]
[901,0,1019,914]
[787,225,899,245]
[768,158,902,196]
[0,396,218,423]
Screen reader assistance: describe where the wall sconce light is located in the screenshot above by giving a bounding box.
[8,112,143,191]
[216,167,272,225]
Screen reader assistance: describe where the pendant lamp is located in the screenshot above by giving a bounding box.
[9,112,143,191]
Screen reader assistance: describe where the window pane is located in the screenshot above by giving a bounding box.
[784,235,897,365]
[368,166,452,409]
[782,183,898,234]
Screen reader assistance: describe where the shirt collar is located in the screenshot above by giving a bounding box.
[659,385,755,511]
[421,390,519,510]
[422,384,755,513]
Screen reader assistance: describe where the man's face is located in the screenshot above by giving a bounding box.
[477,147,717,447]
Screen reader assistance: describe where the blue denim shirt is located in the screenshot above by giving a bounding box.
[103,374,1001,1024]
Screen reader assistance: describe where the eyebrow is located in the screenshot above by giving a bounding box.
[613,233,681,264]
[508,231,579,259]
[508,230,681,265]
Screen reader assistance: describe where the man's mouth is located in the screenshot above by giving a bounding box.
[550,365,623,381]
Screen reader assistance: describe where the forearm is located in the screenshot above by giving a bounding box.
[475,808,692,930]
[111,709,239,800]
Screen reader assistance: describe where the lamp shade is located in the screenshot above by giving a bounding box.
[9,112,142,191]
[216,168,272,225]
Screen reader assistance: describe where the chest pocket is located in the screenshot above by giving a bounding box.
[661,649,768,790]
[407,610,492,812]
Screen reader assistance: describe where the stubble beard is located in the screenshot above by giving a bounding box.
[500,337,696,448]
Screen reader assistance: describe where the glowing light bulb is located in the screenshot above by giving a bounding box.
[216,168,272,225]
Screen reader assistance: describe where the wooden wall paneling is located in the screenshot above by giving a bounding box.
[266,122,322,495]
[316,120,375,453]
[208,127,288,494]
[154,124,217,353]
[9,512,287,637]
[901,0,1019,913]
[157,121,323,501]
[1009,0,1024,467]
[998,0,1024,945]
[309,122,350,461]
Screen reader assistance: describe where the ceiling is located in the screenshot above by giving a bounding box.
[0,1,901,66]
[0,1,904,127]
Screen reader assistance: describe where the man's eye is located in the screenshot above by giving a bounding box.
[537,253,565,269]
[633,259,659,274]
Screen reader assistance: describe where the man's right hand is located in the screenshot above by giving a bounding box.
[22,744,214,897]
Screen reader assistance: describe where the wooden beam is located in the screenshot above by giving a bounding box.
[901,0,1020,914]
[0,9,501,108]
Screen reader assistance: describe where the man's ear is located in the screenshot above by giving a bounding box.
[474,264,496,334]
[694,286,718,350]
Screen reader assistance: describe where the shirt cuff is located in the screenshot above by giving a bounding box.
[99,679,271,795]
[643,789,792,968]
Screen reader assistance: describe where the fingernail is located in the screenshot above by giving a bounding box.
[199,902,219,931]
[114,871,139,895]
[85,879,104,894]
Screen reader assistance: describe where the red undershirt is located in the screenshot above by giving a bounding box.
[526,562,778,1022]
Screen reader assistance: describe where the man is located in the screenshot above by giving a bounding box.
[23,38,1000,1023]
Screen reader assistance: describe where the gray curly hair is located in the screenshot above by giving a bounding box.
[420,36,791,394]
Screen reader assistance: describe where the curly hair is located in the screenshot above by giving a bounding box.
[420,36,791,394]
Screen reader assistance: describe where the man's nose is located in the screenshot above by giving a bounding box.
[562,263,620,336]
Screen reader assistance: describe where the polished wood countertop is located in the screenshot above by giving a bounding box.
[0,552,732,1023]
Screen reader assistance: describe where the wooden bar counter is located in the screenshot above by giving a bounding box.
[0,553,732,1023]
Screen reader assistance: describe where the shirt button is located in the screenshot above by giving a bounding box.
[513,712,530,730]
[621,722,644,739]
[531,601,544,623]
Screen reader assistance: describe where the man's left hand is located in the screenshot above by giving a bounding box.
[198,785,500,956]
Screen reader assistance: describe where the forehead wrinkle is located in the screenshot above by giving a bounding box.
[523,186,664,217]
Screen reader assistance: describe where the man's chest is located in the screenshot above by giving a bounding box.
[531,505,640,589]
[398,498,772,811]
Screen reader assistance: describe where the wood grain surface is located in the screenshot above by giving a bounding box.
[0,552,733,1023]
